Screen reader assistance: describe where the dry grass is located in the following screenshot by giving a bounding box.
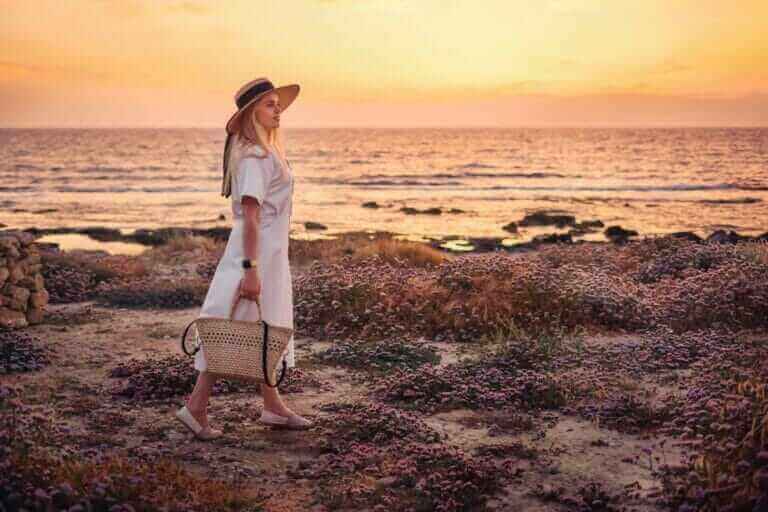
[4,450,263,511]
[353,238,447,267]
[141,234,224,266]
[94,277,208,309]
[736,240,768,266]
[42,252,122,284]
[290,233,449,268]
[295,240,768,342]
[0,382,266,511]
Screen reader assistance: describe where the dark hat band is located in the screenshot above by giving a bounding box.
[236,80,275,109]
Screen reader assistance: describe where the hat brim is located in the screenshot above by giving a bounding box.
[225,83,300,134]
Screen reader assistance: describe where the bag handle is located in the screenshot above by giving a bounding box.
[181,282,259,356]
[229,278,259,320]
[180,281,287,387]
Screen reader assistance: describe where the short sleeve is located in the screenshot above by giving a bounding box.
[235,156,273,206]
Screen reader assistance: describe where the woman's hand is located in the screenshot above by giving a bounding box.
[239,269,261,303]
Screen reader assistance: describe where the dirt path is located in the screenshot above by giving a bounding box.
[7,301,690,511]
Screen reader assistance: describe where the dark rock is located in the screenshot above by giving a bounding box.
[701,197,762,204]
[76,227,123,242]
[532,233,572,245]
[519,211,576,228]
[604,225,638,243]
[706,230,746,244]
[362,201,380,209]
[25,225,233,246]
[468,237,503,252]
[502,222,518,233]
[218,214,226,221]
[447,208,465,214]
[669,231,703,242]
[305,221,327,230]
[131,228,192,246]
[569,220,604,236]
[400,206,442,215]
[23,226,89,238]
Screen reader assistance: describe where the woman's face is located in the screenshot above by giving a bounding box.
[252,91,282,131]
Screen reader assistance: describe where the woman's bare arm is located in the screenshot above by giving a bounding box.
[240,196,262,301]
[242,196,261,260]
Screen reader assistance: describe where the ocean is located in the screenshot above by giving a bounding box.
[1,127,766,252]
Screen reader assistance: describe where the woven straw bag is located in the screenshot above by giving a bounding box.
[181,288,292,387]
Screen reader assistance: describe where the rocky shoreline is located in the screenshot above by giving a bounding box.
[22,215,768,256]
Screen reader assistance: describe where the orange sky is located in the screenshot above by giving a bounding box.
[2,0,767,127]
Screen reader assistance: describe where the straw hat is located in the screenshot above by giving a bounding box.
[225,77,300,134]
[221,77,300,198]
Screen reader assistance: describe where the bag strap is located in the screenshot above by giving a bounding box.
[180,319,199,356]
[182,285,248,356]
[260,320,288,387]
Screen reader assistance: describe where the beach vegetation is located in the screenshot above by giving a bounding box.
[313,337,441,374]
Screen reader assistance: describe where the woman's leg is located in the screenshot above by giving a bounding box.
[261,384,295,416]
[186,371,216,428]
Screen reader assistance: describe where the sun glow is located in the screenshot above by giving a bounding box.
[2,0,766,127]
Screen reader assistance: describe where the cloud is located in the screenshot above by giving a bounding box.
[95,0,147,18]
[0,61,38,73]
[650,59,694,75]
[543,0,601,16]
[166,1,213,15]
[95,0,212,17]
[0,60,113,82]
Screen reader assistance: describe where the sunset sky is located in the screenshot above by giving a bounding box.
[2,0,767,127]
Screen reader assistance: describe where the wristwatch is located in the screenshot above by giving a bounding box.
[242,259,258,269]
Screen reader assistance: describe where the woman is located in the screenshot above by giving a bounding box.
[175,77,312,440]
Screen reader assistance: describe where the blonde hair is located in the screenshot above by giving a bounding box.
[237,99,289,180]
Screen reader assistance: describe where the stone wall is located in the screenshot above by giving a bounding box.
[0,231,48,329]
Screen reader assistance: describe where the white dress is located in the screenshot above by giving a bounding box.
[194,140,296,372]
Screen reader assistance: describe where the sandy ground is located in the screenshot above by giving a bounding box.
[4,294,695,512]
